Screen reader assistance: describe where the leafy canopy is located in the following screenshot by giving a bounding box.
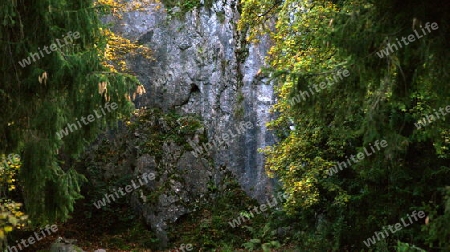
[240,0,450,250]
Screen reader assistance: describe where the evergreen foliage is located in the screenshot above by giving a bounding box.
[0,0,140,228]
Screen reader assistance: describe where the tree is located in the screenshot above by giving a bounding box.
[0,0,147,229]
[240,0,450,250]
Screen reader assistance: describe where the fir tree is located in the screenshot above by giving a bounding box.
[0,0,142,227]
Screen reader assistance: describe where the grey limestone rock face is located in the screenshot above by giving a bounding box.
[102,0,278,247]
[113,0,276,200]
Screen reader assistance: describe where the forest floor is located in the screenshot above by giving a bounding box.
[10,192,300,252]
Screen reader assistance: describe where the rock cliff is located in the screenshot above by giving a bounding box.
[101,0,277,247]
